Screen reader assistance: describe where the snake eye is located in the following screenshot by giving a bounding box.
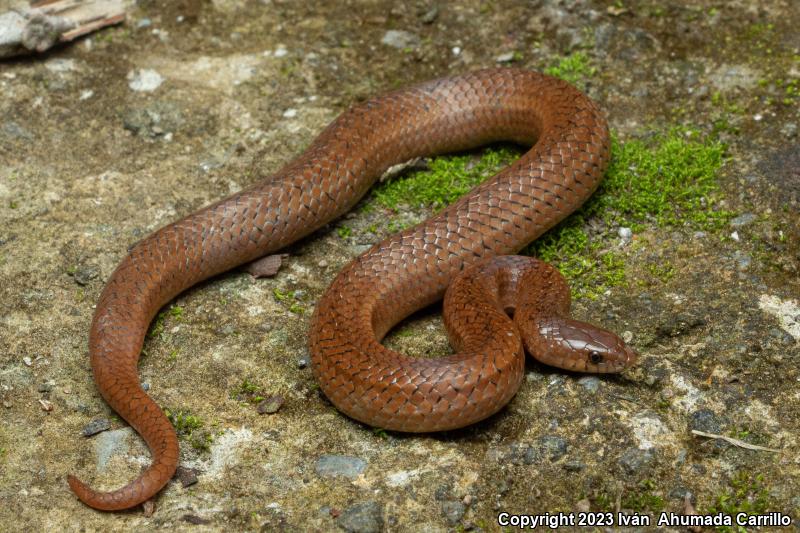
[589,350,604,365]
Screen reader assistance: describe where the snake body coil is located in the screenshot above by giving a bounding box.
[69,69,636,511]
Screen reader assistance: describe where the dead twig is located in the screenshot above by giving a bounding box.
[691,430,781,453]
[0,0,128,59]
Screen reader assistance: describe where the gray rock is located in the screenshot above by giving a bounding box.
[593,23,617,51]
[380,30,419,50]
[2,121,34,140]
[175,466,199,487]
[420,6,439,24]
[495,52,516,63]
[618,448,654,475]
[780,122,797,139]
[122,101,184,138]
[81,418,111,437]
[563,460,585,472]
[127,68,164,92]
[709,64,760,92]
[688,409,725,434]
[578,376,601,393]
[71,265,99,286]
[539,435,568,461]
[506,442,539,465]
[556,27,584,50]
[441,500,466,525]
[769,328,796,346]
[733,251,751,271]
[315,455,367,479]
[336,501,384,533]
[93,428,133,470]
[257,395,284,415]
[618,227,632,240]
[730,212,756,228]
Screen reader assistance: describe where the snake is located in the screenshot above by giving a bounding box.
[67,68,637,511]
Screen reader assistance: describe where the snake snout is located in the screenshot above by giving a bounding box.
[521,316,637,373]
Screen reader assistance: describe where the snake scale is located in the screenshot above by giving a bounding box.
[68,68,637,511]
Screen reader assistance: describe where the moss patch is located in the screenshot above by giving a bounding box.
[166,408,213,452]
[371,146,519,211]
[707,472,771,533]
[368,126,727,299]
[544,51,596,89]
[527,127,728,297]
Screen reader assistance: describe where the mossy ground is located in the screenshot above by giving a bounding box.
[365,120,728,299]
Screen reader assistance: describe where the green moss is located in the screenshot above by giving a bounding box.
[622,479,665,512]
[592,128,729,229]
[529,127,728,296]
[544,51,596,88]
[707,472,771,532]
[166,408,212,452]
[273,287,305,314]
[337,225,352,239]
[231,379,268,404]
[372,146,519,211]
[166,409,203,434]
[148,305,184,339]
[370,127,726,299]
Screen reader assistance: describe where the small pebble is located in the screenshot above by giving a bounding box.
[315,454,367,479]
[175,466,199,487]
[441,500,466,525]
[577,376,600,393]
[495,52,516,63]
[420,6,439,24]
[23,357,32,366]
[575,498,591,512]
[730,212,756,228]
[182,514,210,525]
[297,356,310,369]
[318,259,328,268]
[37,381,54,393]
[381,30,420,50]
[618,448,654,475]
[127,69,164,92]
[142,500,156,517]
[283,108,297,118]
[618,227,632,239]
[81,418,112,437]
[688,409,725,434]
[563,460,585,472]
[257,395,285,414]
[335,501,384,533]
[39,399,53,411]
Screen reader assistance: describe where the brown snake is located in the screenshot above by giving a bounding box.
[68,68,637,511]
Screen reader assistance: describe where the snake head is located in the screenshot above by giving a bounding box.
[521,316,638,373]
